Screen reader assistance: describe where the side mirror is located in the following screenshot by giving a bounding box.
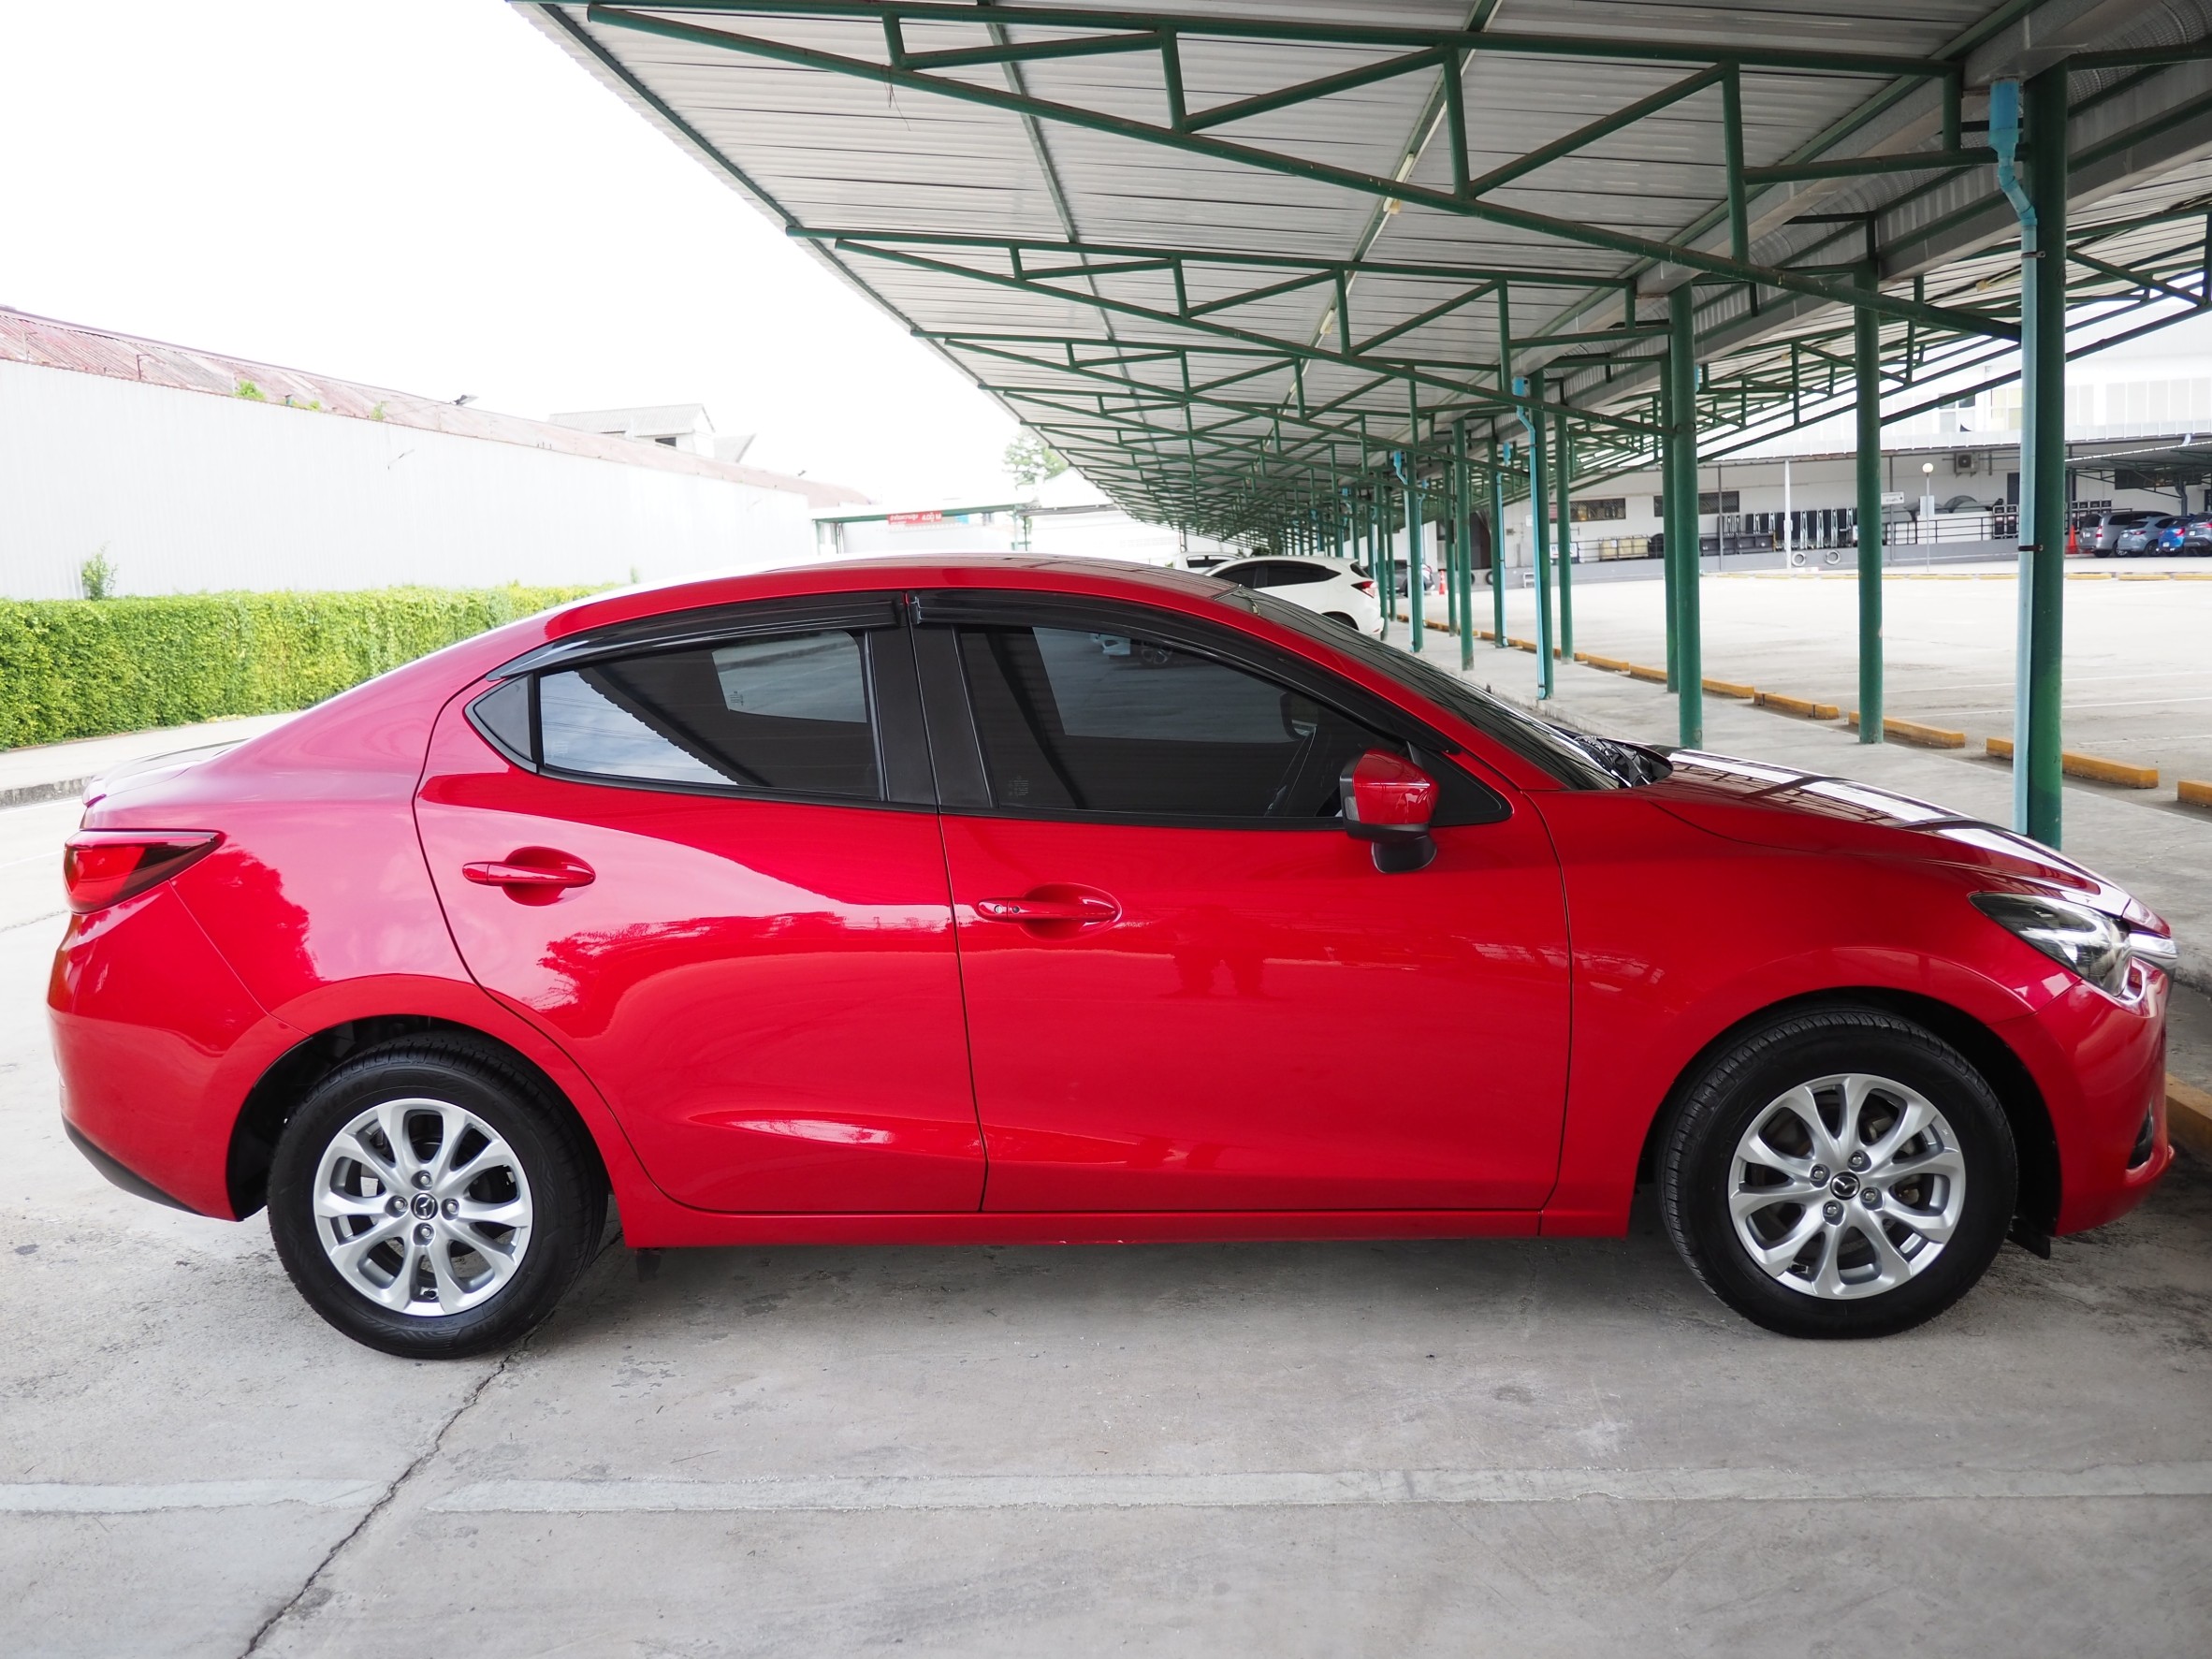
[1340,749,1438,873]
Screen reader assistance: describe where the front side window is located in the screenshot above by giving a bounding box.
[952,624,1388,820]
[533,627,880,799]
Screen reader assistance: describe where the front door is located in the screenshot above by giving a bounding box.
[415,602,983,1214]
[917,601,1571,1213]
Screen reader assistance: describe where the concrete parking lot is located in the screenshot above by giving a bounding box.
[1488,559,2212,787]
[4,777,2211,1656]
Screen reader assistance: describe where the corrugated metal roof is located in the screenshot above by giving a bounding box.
[519,1,2212,539]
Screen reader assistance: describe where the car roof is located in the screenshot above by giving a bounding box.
[541,554,1234,642]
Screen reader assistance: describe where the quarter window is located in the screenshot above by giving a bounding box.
[951,623,1388,820]
[535,628,880,799]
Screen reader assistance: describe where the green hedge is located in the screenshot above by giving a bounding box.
[0,586,597,750]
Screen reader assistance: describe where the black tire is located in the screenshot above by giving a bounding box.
[267,1036,606,1359]
[1322,611,1360,630]
[1659,1007,2016,1339]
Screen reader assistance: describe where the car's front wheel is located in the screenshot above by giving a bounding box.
[267,1036,605,1358]
[1660,1008,2016,1338]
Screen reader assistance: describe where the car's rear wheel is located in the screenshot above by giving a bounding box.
[1660,1008,2016,1338]
[267,1037,605,1359]
[1322,611,1360,630]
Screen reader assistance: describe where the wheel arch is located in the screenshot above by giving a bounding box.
[226,1014,611,1219]
[1631,986,2059,1237]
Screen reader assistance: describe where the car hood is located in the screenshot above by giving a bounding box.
[1642,749,2162,930]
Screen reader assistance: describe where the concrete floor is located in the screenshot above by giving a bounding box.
[4,791,2211,1655]
[1482,558,2212,787]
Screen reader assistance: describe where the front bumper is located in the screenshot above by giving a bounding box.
[2004,968,2173,1236]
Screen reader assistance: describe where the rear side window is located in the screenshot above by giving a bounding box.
[1254,560,1334,587]
[951,623,1389,820]
[531,627,880,799]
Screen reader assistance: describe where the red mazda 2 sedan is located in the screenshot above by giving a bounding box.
[51,559,2175,1356]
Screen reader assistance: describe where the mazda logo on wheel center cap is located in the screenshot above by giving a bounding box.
[1829,1172,1860,1200]
[411,1192,438,1219]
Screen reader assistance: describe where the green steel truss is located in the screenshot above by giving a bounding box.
[543,1,2212,549]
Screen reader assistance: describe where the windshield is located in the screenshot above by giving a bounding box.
[1223,589,1645,789]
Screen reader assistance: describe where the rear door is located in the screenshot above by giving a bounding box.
[914,592,1572,1214]
[415,596,984,1214]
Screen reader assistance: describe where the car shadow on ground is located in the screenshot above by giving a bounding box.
[525,1159,2212,1364]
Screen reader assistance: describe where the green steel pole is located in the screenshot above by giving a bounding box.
[1454,420,1476,669]
[1660,359,1681,690]
[1405,379,1425,650]
[1402,457,1426,652]
[1553,409,1575,663]
[1666,284,1702,748]
[1489,434,1507,648]
[1525,372,1555,699]
[2022,65,2069,846]
[1854,290,1885,744]
[1375,484,1393,640]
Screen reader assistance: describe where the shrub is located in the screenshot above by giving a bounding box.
[0,585,597,749]
[79,550,117,600]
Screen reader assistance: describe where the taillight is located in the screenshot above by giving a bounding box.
[62,832,220,913]
[1352,579,1375,593]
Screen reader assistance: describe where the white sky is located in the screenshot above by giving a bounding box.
[0,0,1022,503]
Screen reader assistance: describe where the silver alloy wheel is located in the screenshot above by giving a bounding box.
[1727,1072,1967,1300]
[311,1097,534,1317]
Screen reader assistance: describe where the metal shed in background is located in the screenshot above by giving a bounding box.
[520,0,2212,848]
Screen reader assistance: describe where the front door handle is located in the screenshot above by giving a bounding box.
[973,885,1121,933]
[462,849,595,903]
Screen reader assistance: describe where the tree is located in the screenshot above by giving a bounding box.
[1004,432,1068,488]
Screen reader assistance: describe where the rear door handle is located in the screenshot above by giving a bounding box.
[462,851,595,899]
[973,886,1121,930]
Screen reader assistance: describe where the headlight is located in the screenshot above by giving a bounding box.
[1971,892,2169,997]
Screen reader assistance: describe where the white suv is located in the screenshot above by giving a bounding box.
[1204,556,1383,635]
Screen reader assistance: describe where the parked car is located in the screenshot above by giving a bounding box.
[2153,514,2211,554]
[2084,510,2156,556]
[51,558,2175,1357]
[2183,518,2212,554]
[1206,554,1382,635]
[2116,513,2178,555]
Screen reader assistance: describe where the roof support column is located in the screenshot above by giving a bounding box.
[1855,291,1885,745]
[1489,433,1507,649]
[1666,285,1702,747]
[1520,373,1556,699]
[2019,66,2070,847]
[1553,409,1575,664]
[1454,420,1476,670]
[1404,378,1424,650]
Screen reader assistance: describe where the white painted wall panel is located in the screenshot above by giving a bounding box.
[0,361,816,599]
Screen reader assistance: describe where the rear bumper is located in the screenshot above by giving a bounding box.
[64,1120,196,1213]
[47,886,282,1220]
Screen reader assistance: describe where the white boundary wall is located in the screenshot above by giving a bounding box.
[0,360,817,600]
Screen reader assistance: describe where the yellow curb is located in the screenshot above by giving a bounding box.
[1985,737,2160,788]
[2170,1077,2212,1164]
[1625,662,1670,684]
[1848,713,1966,749]
[2174,572,2212,580]
[2177,779,2212,809]
[1755,691,1841,720]
[1702,677,1757,699]
[2067,571,2116,580]
[1509,637,1538,653]
[2117,572,2169,581]
[1581,653,1634,673]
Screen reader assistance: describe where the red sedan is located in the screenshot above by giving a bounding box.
[50,559,2175,1357]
